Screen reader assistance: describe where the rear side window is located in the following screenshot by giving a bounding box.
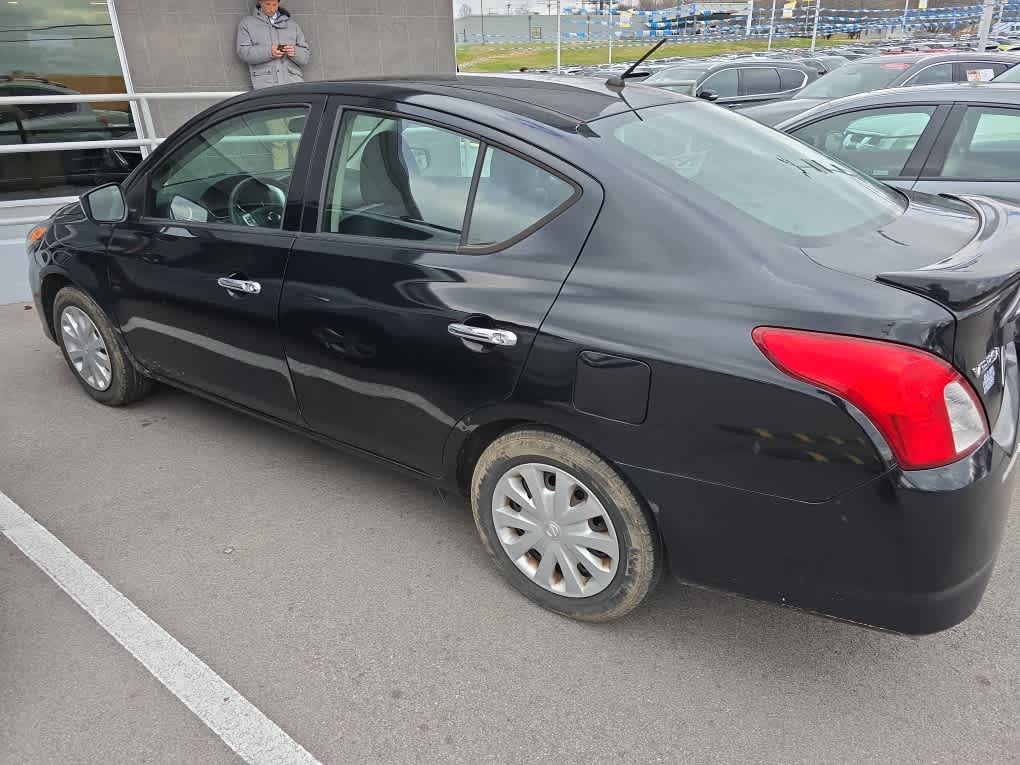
[700,68,738,98]
[323,113,477,244]
[596,102,906,239]
[466,147,575,246]
[791,106,936,178]
[323,111,576,248]
[741,67,781,96]
[778,68,808,91]
[796,61,910,99]
[940,106,1020,180]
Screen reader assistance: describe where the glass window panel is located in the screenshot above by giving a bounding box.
[791,106,936,179]
[941,107,1020,180]
[467,147,575,246]
[0,0,136,200]
[323,113,474,245]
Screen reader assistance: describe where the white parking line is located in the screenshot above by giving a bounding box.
[0,491,320,765]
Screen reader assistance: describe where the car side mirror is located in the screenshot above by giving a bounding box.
[698,89,720,102]
[80,183,127,224]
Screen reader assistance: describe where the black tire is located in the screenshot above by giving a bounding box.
[53,286,153,406]
[471,429,661,622]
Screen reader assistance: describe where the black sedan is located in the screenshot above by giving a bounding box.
[26,75,1017,633]
[775,83,1020,204]
[740,52,1020,125]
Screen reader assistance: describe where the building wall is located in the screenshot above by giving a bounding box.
[117,0,457,136]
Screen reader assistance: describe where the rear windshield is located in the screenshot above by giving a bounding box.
[591,101,905,238]
[794,60,912,99]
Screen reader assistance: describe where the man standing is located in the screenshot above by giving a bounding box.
[236,0,310,90]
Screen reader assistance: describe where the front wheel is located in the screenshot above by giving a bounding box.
[53,286,152,406]
[471,429,661,622]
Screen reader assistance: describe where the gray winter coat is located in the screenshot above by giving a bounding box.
[236,7,310,90]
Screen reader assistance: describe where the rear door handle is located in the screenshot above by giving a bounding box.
[217,276,261,295]
[448,323,518,347]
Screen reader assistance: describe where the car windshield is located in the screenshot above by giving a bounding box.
[794,60,913,99]
[645,66,709,84]
[591,101,905,239]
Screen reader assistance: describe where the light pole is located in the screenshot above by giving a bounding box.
[766,0,777,49]
[481,0,486,43]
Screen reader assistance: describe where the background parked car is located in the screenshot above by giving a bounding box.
[0,77,136,193]
[643,59,819,107]
[740,53,1020,125]
[777,83,1020,203]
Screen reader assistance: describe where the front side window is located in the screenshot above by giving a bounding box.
[905,63,953,86]
[700,68,738,98]
[741,67,781,96]
[941,107,1020,180]
[594,102,905,239]
[791,106,936,179]
[148,106,309,229]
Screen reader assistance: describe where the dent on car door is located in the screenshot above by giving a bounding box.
[279,102,604,475]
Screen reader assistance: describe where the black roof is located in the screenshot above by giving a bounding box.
[249,74,688,128]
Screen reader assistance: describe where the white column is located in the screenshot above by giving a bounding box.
[556,1,562,73]
[767,0,777,49]
[105,0,148,157]
[978,0,997,51]
[810,0,821,50]
[746,0,755,37]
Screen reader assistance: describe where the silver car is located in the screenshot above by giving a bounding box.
[775,82,1020,204]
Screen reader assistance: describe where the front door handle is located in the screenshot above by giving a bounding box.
[217,276,261,295]
[448,323,518,347]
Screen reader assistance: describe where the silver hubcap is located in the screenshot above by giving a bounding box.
[491,463,620,598]
[60,306,112,391]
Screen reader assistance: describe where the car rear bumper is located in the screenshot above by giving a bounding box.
[620,433,1016,635]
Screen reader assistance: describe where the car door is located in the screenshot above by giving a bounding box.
[913,103,1020,204]
[279,98,603,476]
[107,96,325,423]
[786,104,950,190]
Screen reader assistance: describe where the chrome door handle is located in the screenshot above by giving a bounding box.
[448,323,518,347]
[217,276,261,295]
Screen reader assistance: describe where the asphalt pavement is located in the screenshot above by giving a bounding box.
[1,301,1017,764]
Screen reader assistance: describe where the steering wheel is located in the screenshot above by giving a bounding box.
[228,176,287,227]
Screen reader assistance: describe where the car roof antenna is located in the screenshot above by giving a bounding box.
[606,35,675,92]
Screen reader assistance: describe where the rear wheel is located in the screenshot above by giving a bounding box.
[471,429,661,621]
[53,286,152,406]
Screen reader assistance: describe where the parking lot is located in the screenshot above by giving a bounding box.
[1,300,1017,763]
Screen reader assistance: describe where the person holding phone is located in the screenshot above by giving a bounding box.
[236,0,311,90]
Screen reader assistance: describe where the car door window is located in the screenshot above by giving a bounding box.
[741,67,782,96]
[959,62,1005,82]
[941,107,1020,179]
[466,147,576,246]
[148,105,309,228]
[791,106,937,178]
[323,112,478,244]
[778,68,808,91]
[700,68,738,98]
[906,63,953,85]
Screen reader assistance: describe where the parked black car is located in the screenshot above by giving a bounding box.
[776,82,1020,203]
[643,59,820,106]
[27,76,1017,633]
[741,52,1020,125]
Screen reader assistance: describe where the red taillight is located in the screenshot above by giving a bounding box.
[752,327,988,471]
